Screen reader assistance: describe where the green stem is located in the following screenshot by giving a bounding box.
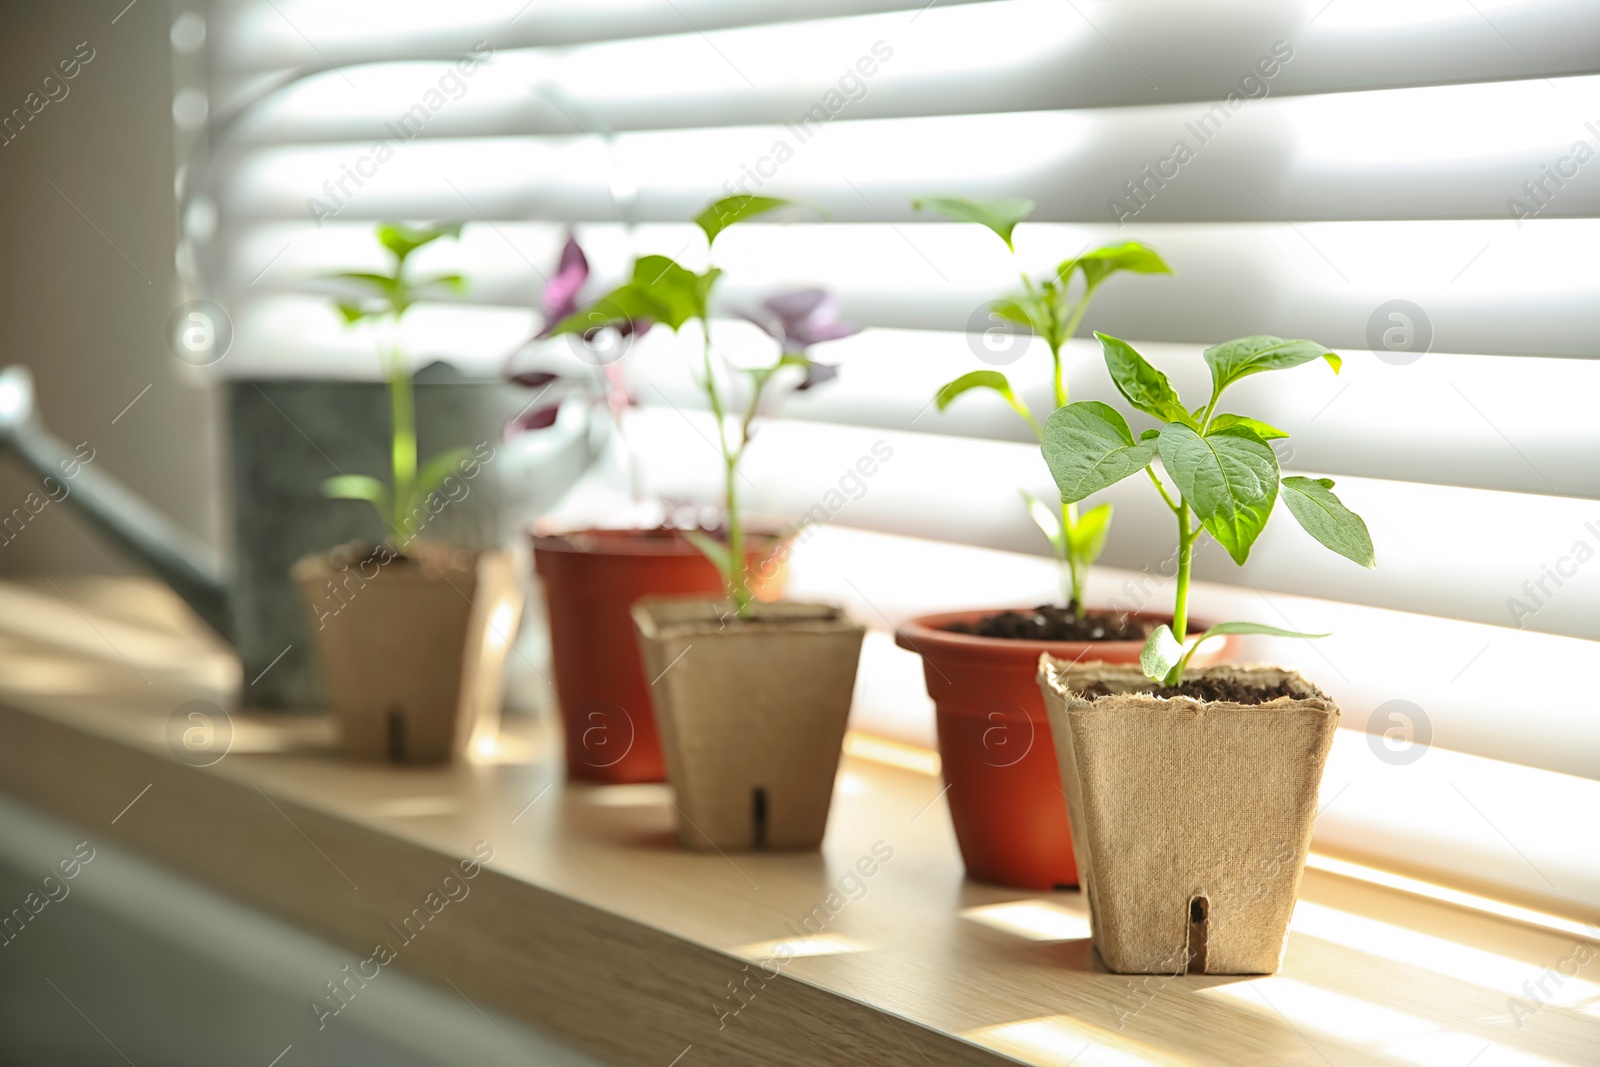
[1172,503,1194,644]
[387,332,417,549]
[701,320,753,617]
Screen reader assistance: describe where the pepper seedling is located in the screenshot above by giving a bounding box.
[1042,332,1376,686]
[548,195,855,618]
[913,195,1172,616]
[320,221,472,551]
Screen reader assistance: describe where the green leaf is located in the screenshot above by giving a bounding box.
[1208,414,1288,440]
[335,301,375,324]
[1156,423,1280,565]
[376,221,462,265]
[935,369,1021,412]
[1198,621,1331,640]
[912,195,1034,251]
[1067,501,1113,566]
[550,283,664,337]
[1042,401,1161,504]
[1065,241,1173,290]
[414,446,473,506]
[991,297,1036,330]
[322,474,388,504]
[681,528,731,578]
[1280,476,1376,569]
[1020,490,1064,552]
[1180,621,1330,681]
[1140,625,1184,683]
[694,196,789,247]
[416,272,467,294]
[1097,333,1194,428]
[631,255,706,328]
[324,271,399,295]
[1203,335,1341,397]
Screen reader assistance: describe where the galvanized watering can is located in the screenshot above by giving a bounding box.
[0,362,599,708]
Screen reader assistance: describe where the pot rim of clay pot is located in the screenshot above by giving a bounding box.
[531,525,789,557]
[895,607,1220,666]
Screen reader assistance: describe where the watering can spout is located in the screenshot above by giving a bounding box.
[0,365,233,641]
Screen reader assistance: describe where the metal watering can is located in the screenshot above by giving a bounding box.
[0,362,599,708]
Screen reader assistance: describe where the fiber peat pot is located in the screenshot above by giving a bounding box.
[1038,656,1339,975]
[632,598,864,851]
[533,528,786,784]
[895,609,1235,891]
[293,541,520,764]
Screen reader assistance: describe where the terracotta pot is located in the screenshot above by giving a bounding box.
[293,543,520,763]
[632,598,864,851]
[533,528,786,784]
[894,609,1235,890]
[1039,658,1339,975]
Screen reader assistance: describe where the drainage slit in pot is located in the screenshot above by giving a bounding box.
[751,787,768,850]
[1186,895,1209,975]
[387,708,405,763]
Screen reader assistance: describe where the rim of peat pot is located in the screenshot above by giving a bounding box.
[892,607,1236,891]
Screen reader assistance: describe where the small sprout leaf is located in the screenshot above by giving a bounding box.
[1067,502,1114,566]
[1208,413,1289,440]
[935,369,1017,412]
[681,529,731,578]
[695,196,789,247]
[414,447,473,506]
[1203,335,1341,396]
[1097,332,1194,427]
[1021,490,1065,551]
[1140,625,1184,683]
[912,195,1034,251]
[1068,242,1174,290]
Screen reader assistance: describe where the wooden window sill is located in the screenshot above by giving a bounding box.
[0,579,1594,1066]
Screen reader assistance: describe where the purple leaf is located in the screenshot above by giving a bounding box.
[506,404,561,438]
[740,287,860,353]
[510,370,560,389]
[796,360,839,391]
[535,235,589,339]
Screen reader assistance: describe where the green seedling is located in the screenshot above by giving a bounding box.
[914,195,1171,616]
[550,196,850,618]
[1042,333,1375,685]
[321,221,470,550]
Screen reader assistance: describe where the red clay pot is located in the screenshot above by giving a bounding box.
[895,609,1235,890]
[533,528,786,784]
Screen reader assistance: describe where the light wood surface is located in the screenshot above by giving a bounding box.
[0,579,1595,1067]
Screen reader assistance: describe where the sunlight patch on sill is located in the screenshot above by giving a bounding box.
[842,731,940,776]
[962,900,1092,942]
[969,1015,1200,1067]
[734,933,873,960]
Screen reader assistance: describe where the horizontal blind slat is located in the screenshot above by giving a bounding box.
[618,409,1600,641]
[220,220,1600,360]
[216,0,1600,109]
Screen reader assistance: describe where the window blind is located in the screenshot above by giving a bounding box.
[185,0,1600,907]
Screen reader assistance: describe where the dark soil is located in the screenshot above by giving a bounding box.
[947,604,1154,642]
[1077,677,1301,704]
[328,539,470,575]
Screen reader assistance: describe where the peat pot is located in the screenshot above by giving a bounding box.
[632,598,864,851]
[1038,656,1339,975]
[294,542,521,763]
[533,529,785,784]
[895,610,1235,890]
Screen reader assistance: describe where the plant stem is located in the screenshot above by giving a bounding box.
[387,330,417,548]
[700,321,753,616]
[1172,503,1194,643]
